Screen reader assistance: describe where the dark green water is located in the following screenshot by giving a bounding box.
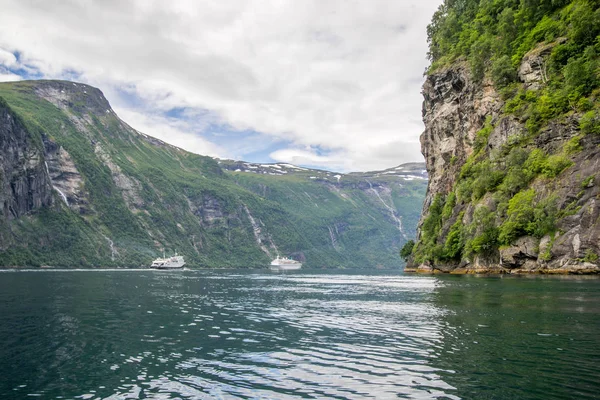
[0,270,598,399]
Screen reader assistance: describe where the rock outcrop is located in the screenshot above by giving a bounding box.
[409,50,600,274]
[43,134,90,213]
[0,99,52,221]
[419,64,502,221]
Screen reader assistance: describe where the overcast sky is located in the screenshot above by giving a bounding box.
[0,0,441,172]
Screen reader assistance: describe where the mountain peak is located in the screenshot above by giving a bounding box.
[6,80,112,117]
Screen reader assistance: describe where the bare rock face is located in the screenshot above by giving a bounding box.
[200,196,225,224]
[34,81,111,117]
[189,194,230,226]
[43,134,91,213]
[500,236,539,269]
[0,101,52,221]
[413,49,600,274]
[518,40,564,90]
[93,143,144,211]
[420,65,502,214]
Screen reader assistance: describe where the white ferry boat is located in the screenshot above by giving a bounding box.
[270,256,302,271]
[151,252,185,269]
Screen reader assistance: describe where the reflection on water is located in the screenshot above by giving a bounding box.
[0,270,598,399]
[431,275,600,400]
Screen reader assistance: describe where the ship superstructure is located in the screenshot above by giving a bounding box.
[151,253,185,269]
[270,256,302,271]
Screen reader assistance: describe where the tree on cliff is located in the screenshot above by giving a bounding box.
[409,0,600,273]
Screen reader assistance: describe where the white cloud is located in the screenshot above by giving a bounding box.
[270,137,423,173]
[270,148,345,171]
[0,47,21,82]
[0,72,22,82]
[113,107,226,158]
[0,48,17,67]
[0,0,441,171]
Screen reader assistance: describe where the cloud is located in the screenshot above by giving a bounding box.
[0,48,22,82]
[270,137,423,173]
[0,0,441,171]
[114,107,226,158]
[270,147,345,171]
[0,48,17,67]
[0,72,22,82]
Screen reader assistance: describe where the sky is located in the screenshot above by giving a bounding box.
[0,0,441,172]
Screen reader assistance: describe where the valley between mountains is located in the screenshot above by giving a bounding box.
[0,80,426,268]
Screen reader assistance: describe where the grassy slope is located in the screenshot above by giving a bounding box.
[0,82,274,267]
[227,170,426,268]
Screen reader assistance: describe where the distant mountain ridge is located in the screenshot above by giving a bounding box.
[218,159,428,181]
[0,80,426,268]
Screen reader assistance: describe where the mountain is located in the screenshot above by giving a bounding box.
[407,0,600,274]
[0,80,426,268]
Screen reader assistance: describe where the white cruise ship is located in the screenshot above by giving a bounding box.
[151,253,185,269]
[270,256,302,271]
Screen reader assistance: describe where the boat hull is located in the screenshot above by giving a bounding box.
[154,264,185,270]
[270,263,302,271]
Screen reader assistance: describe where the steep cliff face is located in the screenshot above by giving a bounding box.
[0,80,426,268]
[409,0,600,274]
[0,99,52,222]
[419,65,503,219]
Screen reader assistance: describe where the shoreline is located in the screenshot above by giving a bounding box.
[404,265,600,275]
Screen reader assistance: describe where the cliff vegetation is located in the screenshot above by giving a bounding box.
[407,0,600,273]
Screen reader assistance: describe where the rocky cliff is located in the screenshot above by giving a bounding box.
[0,98,53,222]
[0,80,426,268]
[408,0,600,274]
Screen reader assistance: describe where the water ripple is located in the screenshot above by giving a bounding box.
[1,271,598,399]
[81,273,457,399]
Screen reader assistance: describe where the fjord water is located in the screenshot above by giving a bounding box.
[0,271,598,399]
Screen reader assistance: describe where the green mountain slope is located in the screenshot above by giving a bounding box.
[0,80,426,268]
[408,0,600,274]
[219,161,426,268]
